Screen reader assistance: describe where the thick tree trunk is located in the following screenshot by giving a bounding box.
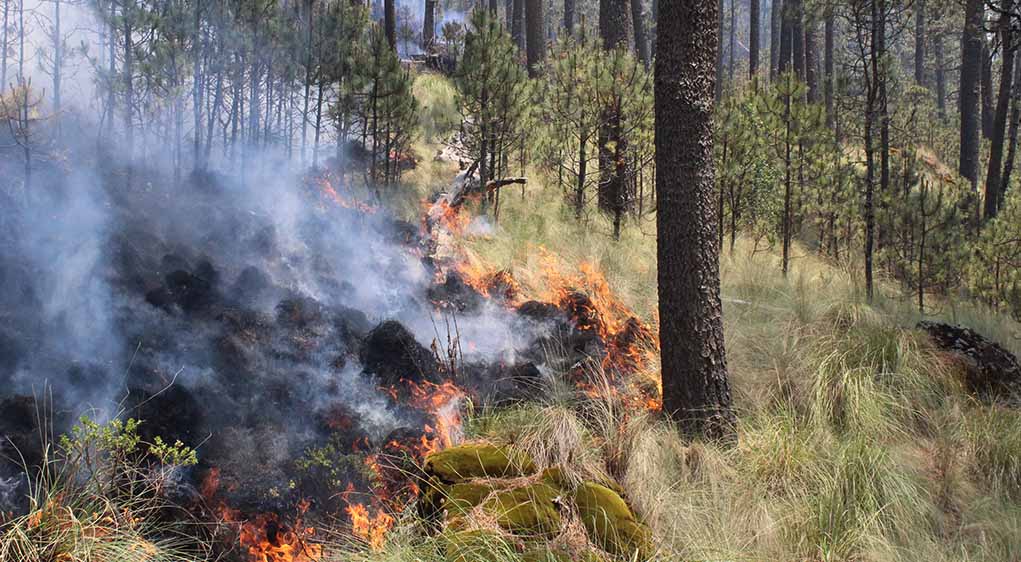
[1001,54,1021,202]
[960,0,983,186]
[656,0,735,441]
[749,0,760,79]
[423,0,436,48]
[790,0,804,81]
[778,0,791,73]
[599,0,632,216]
[984,0,1015,220]
[632,0,650,68]
[770,0,782,78]
[513,0,525,50]
[805,20,818,103]
[915,0,926,86]
[526,0,545,75]
[385,0,396,50]
[565,0,575,34]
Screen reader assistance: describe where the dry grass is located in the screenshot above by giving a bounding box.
[360,147,1021,561]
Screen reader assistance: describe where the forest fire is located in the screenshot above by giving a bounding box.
[407,380,465,449]
[424,178,660,410]
[310,173,378,214]
[345,503,394,551]
[239,511,323,562]
[427,198,472,235]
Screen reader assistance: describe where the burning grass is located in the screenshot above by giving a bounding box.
[363,151,1021,560]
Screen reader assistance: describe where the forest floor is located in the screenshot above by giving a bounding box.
[6,71,1021,562]
[343,71,1021,561]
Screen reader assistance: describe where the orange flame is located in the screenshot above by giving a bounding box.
[239,510,322,562]
[345,503,394,551]
[314,175,378,214]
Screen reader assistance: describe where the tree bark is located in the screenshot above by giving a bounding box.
[424,0,436,48]
[770,0,782,79]
[960,0,983,186]
[790,0,804,81]
[656,0,735,441]
[824,8,834,128]
[565,0,575,34]
[599,0,632,218]
[632,0,650,68]
[876,0,890,250]
[984,0,1014,220]
[513,0,525,50]
[385,0,397,50]
[914,0,926,86]
[749,0,759,79]
[526,0,545,75]
[778,0,792,74]
[982,42,994,140]
[805,20,818,103]
[935,29,946,119]
[1001,53,1021,203]
[601,0,632,49]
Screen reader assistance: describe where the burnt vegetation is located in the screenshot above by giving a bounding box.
[1,0,1021,561]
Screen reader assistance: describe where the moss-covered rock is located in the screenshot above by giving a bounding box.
[481,481,563,537]
[540,466,575,492]
[573,482,653,559]
[444,481,497,516]
[425,444,536,483]
[521,547,573,562]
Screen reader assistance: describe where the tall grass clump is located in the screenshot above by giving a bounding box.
[0,416,206,562]
[413,72,459,143]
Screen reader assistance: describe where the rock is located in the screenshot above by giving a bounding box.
[428,270,484,312]
[424,444,536,484]
[918,321,1021,399]
[359,320,440,385]
[233,265,272,302]
[480,481,562,537]
[573,482,653,559]
[333,306,371,349]
[165,269,216,312]
[443,481,497,517]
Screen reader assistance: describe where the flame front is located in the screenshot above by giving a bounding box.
[239,512,322,562]
[345,503,394,551]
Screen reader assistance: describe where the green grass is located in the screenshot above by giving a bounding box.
[374,73,1021,558]
[15,72,1021,562]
